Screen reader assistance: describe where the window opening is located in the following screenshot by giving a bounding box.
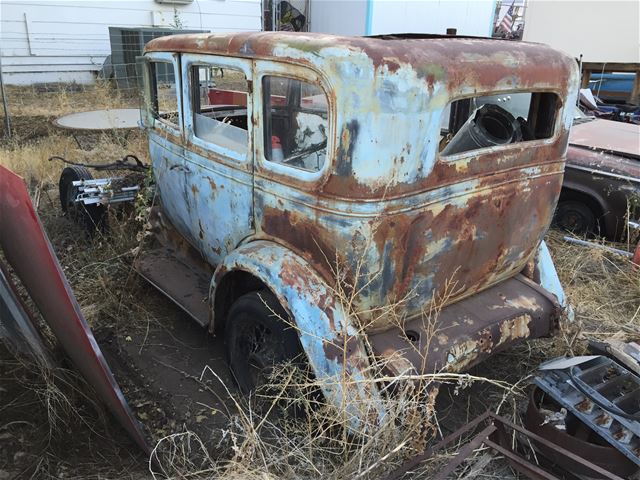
[190,65,249,157]
[439,92,560,157]
[263,76,328,172]
[151,60,179,128]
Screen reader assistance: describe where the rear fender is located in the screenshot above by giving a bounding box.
[211,240,384,425]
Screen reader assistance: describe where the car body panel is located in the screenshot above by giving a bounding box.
[212,240,384,425]
[569,118,640,160]
[143,32,579,330]
[563,119,640,239]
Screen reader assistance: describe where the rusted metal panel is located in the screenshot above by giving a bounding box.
[143,33,579,332]
[134,247,210,327]
[256,165,565,332]
[0,165,150,454]
[211,241,384,426]
[367,274,559,376]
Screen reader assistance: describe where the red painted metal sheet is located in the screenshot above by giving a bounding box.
[0,165,150,454]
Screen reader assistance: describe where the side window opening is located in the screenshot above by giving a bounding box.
[150,60,179,128]
[190,65,249,157]
[439,92,560,157]
[263,76,328,172]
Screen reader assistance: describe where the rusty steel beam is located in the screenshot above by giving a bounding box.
[386,410,627,480]
[484,439,559,480]
[488,412,628,480]
[384,413,493,480]
[432,424,497,480]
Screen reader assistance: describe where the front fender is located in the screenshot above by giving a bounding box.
[211,240,384,426]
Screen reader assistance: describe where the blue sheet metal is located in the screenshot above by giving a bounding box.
[212,241,385,427]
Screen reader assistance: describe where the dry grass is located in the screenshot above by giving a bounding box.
[1,84,638,479]
[547,231,640,341]
[0,127,149,184]
[5,80,139,118]
[146,238,543,480]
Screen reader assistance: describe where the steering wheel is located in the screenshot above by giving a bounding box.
[283,139,327,165]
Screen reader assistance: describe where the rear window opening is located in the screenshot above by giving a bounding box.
[439,92,560,157]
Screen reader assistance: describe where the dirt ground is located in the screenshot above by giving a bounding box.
[1,85,638,479]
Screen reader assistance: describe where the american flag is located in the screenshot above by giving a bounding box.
[499,2,516,33]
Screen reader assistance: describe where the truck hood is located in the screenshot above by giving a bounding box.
[570,118,640,160]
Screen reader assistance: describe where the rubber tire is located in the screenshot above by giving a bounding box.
[553,200,597,236]
[225,291,302,394]
[59,166,107,234]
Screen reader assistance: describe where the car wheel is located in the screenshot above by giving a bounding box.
[225,291,302,393]
[59,166,107,234]
[554,200,597,235]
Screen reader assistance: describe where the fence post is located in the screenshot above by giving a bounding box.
[0,52,11,139]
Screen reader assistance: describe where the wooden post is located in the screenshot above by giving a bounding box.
[630,71,640,105]
[580,69,591,90]
[0,53,12,139]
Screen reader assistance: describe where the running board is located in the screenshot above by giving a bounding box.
[134,247,210,327]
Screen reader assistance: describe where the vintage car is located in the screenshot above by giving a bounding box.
[554,109,640,240]
[131,32,578,416]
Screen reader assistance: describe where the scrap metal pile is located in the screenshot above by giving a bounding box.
[390,351,640,479]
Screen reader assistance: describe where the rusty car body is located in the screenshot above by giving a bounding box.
[555,112,640,240]
[134,32,579,419]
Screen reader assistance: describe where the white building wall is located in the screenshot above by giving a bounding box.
[522,0,640,63]
[370,0,495,36]
[0,0,262,85]
[309,0,495,37]
[309,1,367,36]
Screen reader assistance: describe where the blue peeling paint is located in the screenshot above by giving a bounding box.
[536,240,574,320]
[141,34,580,419]
[212,242,386,427]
